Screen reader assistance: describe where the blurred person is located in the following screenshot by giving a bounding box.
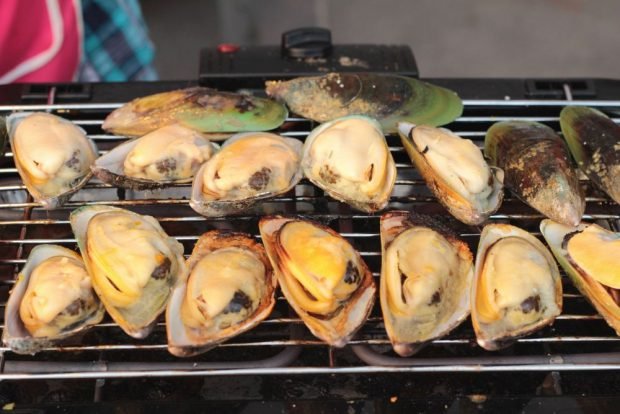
[0,0,157,84]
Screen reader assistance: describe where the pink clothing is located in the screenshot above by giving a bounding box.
[0,0,81,83]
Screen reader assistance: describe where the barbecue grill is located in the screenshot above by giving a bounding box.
[1,48,620,410]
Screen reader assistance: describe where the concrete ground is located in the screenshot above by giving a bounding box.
[141,0,620,80]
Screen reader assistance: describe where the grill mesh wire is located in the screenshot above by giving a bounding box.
[0,98,619,379]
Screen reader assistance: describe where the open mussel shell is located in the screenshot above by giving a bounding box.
[92,124,218,191]
[485,121,584,226]
[265,73,463,133]
[71,205,186,339]
[559,106,620,204]
[8,112,98,209]
[400,123,503,225]
[540,219,620,335]
[380,211,473,357]
[259,215,376,347]
[3,245,105,355]
[472,224,562,350]
[302,115,396,213]
[167,231,277,357]
[190,132,303,217]
[103,87,288,137]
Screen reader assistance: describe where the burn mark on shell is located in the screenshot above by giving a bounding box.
[343,260,360,285]
[214,170,220,180]
[520,295,541,314]
[421,145,429,154]
[151,257,172,280]
[65,150,81,170]
[319,165,339,184]
[156,158,177,176]
[366,163,374,182]
[248,167,272,191]
[234,96,257,113]
[222,290,253,314]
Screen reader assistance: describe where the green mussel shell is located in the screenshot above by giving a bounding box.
[485,121,584,226]
[103,87,288,137]
[265,73,463,133]
[559,106,620,204]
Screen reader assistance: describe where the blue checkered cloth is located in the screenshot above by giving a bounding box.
[78,0,158,82]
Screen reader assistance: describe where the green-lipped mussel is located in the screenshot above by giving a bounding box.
[8,112,98,208]
[559,106,620,204]
[302,116,396,213]
[485,121,584,226]
[167,231,276,357]
[265,73,463,133]
[103,87,288,137]
[70,205,186,339]
[472,224,562,350]
[259,216,376,347]
[400,123,504,225]
[541,219,620,335]
[380,211,473,356]
[3,245,105,355]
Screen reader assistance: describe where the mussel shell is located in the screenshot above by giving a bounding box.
[265,73,463,133]
[259,215,376,347]
[540,219,620,335]
[302,115,396,213]
[485,121,584,226]
[103,87,288,137]
[7,112,98,209]
[91,133,218,191]
[190,132,303,217]
[472,224,562,350]
[70,205,186,339]
[2,245,105,355]
[379,211,473,356]
[166,231,277,357]
[559,106,620,204]
[400,123,503,225]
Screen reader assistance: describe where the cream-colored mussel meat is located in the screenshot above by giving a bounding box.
[10,112,97,206]
[302,116,395,212]
[473,224,562,350]
[123,124,215,181]
[259,216,376,347]
[71,205,186,338]
[191,132,302,216]
[380,212,473,356]
[19,255,100,338]
[399,123,503,225]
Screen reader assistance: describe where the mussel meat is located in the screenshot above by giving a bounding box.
[259,216,375,347]
[380,211,473,356]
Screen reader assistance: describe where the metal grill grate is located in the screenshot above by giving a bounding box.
[1,94,620,380]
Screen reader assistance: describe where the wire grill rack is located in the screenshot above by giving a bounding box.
[0,92,619,380]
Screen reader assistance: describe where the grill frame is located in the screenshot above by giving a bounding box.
[1,84,620,380]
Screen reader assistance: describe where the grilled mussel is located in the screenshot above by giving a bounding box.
[485,121,584,226]
[380,211,473,356]
[265,73,463,133]
[8,112,98,208]
[71,205,186,338]
[191,132,303,217]
[559,106,620,204]
[472,224,562,350]
[92,124,217,190]
[259,216,376,346]
[541,219,620,335]
[400,123,503,225]
[103,87,288,137]
[302,116,396,213]
[167,231,276,357]
[3,245,105,355]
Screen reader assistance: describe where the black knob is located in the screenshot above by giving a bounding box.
[282,27,332,58]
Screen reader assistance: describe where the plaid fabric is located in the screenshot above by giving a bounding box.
[78,0,158,81]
